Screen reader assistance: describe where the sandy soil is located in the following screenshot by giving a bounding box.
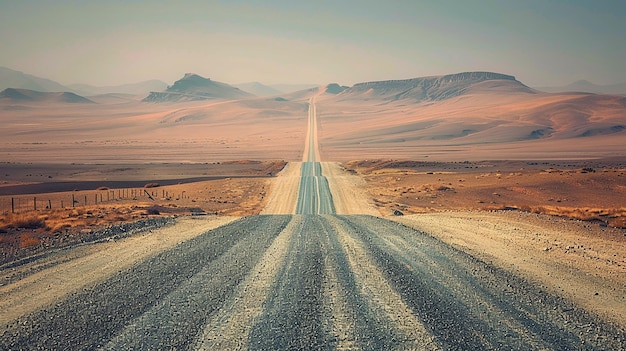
[261,162,301,215]
[0,161,284,262]
[321,162,379,215]
[392,211,626,326]
[345,158,626,227]
[0,216,238,325]
[0,98,306,163]
[314,90,626,162]
[344,158,626,327]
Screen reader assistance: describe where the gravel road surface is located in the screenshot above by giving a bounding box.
[1,95,624,350]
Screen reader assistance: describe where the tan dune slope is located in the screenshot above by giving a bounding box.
[1,71,624,163]
[315,80,626,161]
[0,97,308,162]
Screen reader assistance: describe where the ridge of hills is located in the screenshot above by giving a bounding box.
[1,70,625,162]
[335,72,536,102]
[143,73,254,102]
[0,67,70,92]
[0,88,94,104]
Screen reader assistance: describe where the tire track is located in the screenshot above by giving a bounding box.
[340,215,626,350]
[194,216,301,351]
[102,215,291,350]
[318,215,414,350]
[324,215,438,351]
[248,216,329,350]
[0,215,291,350]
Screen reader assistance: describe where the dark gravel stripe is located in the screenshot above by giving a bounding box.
[339,215,491,350]
[103,215,292,350]
[341,215,626,351]
[0,215,291,351]
[317,215,400,350]
[248,215,329,350]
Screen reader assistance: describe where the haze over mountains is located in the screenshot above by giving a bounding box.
[0,88,94,104]
[0,67,69,93]
[1,68,625,162]
[536,80,626,95]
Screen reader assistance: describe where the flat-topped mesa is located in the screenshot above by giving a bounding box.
[346,71,529,102]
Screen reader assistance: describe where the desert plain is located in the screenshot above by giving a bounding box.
[1,72,626,349]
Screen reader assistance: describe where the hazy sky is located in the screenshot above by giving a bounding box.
[1,0,625,87]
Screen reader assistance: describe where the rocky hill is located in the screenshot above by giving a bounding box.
[143,73,254,102]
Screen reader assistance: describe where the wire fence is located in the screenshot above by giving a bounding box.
[1,187,188,215]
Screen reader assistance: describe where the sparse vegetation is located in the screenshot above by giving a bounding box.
[1,213,48,230]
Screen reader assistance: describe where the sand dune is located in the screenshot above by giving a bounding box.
[1,71,624,163]
[315,76,626,161]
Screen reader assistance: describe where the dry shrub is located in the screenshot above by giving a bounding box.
[419,184,454,192]
[49,222,72,233]
[71,208,86,217]
[145,206,160,215]
[19,233,40,248]
[97,186,109,190]
[4,213,47,229]
[144,183,160,188]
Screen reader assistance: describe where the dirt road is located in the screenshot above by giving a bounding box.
[1,98,625,349]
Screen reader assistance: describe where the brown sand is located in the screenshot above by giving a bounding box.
[346,158,626,326]
[0,161,284,263]
[345,158,626,227]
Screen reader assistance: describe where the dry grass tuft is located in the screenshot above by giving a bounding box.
[19,233,40,248]
[1,213,48,230]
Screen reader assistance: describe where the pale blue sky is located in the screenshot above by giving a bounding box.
[1,0,624,86]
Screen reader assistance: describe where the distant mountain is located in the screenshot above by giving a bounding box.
[337,72,536,102]
[536,80,626,95]
[235,82,282,96]
[68,80,167,96]
[269,83,320,94]
[0,66,71,92]
[324,83,349,94]
[0,88,94,103]
[143,73,254,102]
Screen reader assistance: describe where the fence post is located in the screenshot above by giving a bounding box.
[34,197,37,211]
[48,199,52,209]
[72,194,75,208]
[12,197,15,213]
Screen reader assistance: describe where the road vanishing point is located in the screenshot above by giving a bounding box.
[1,97,624,350]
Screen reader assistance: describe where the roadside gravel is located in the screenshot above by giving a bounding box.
[322,162,379,215]
[392,211,626,327]
[0,216,238,326]
[261,162,301,214]
[340,215,626,350]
